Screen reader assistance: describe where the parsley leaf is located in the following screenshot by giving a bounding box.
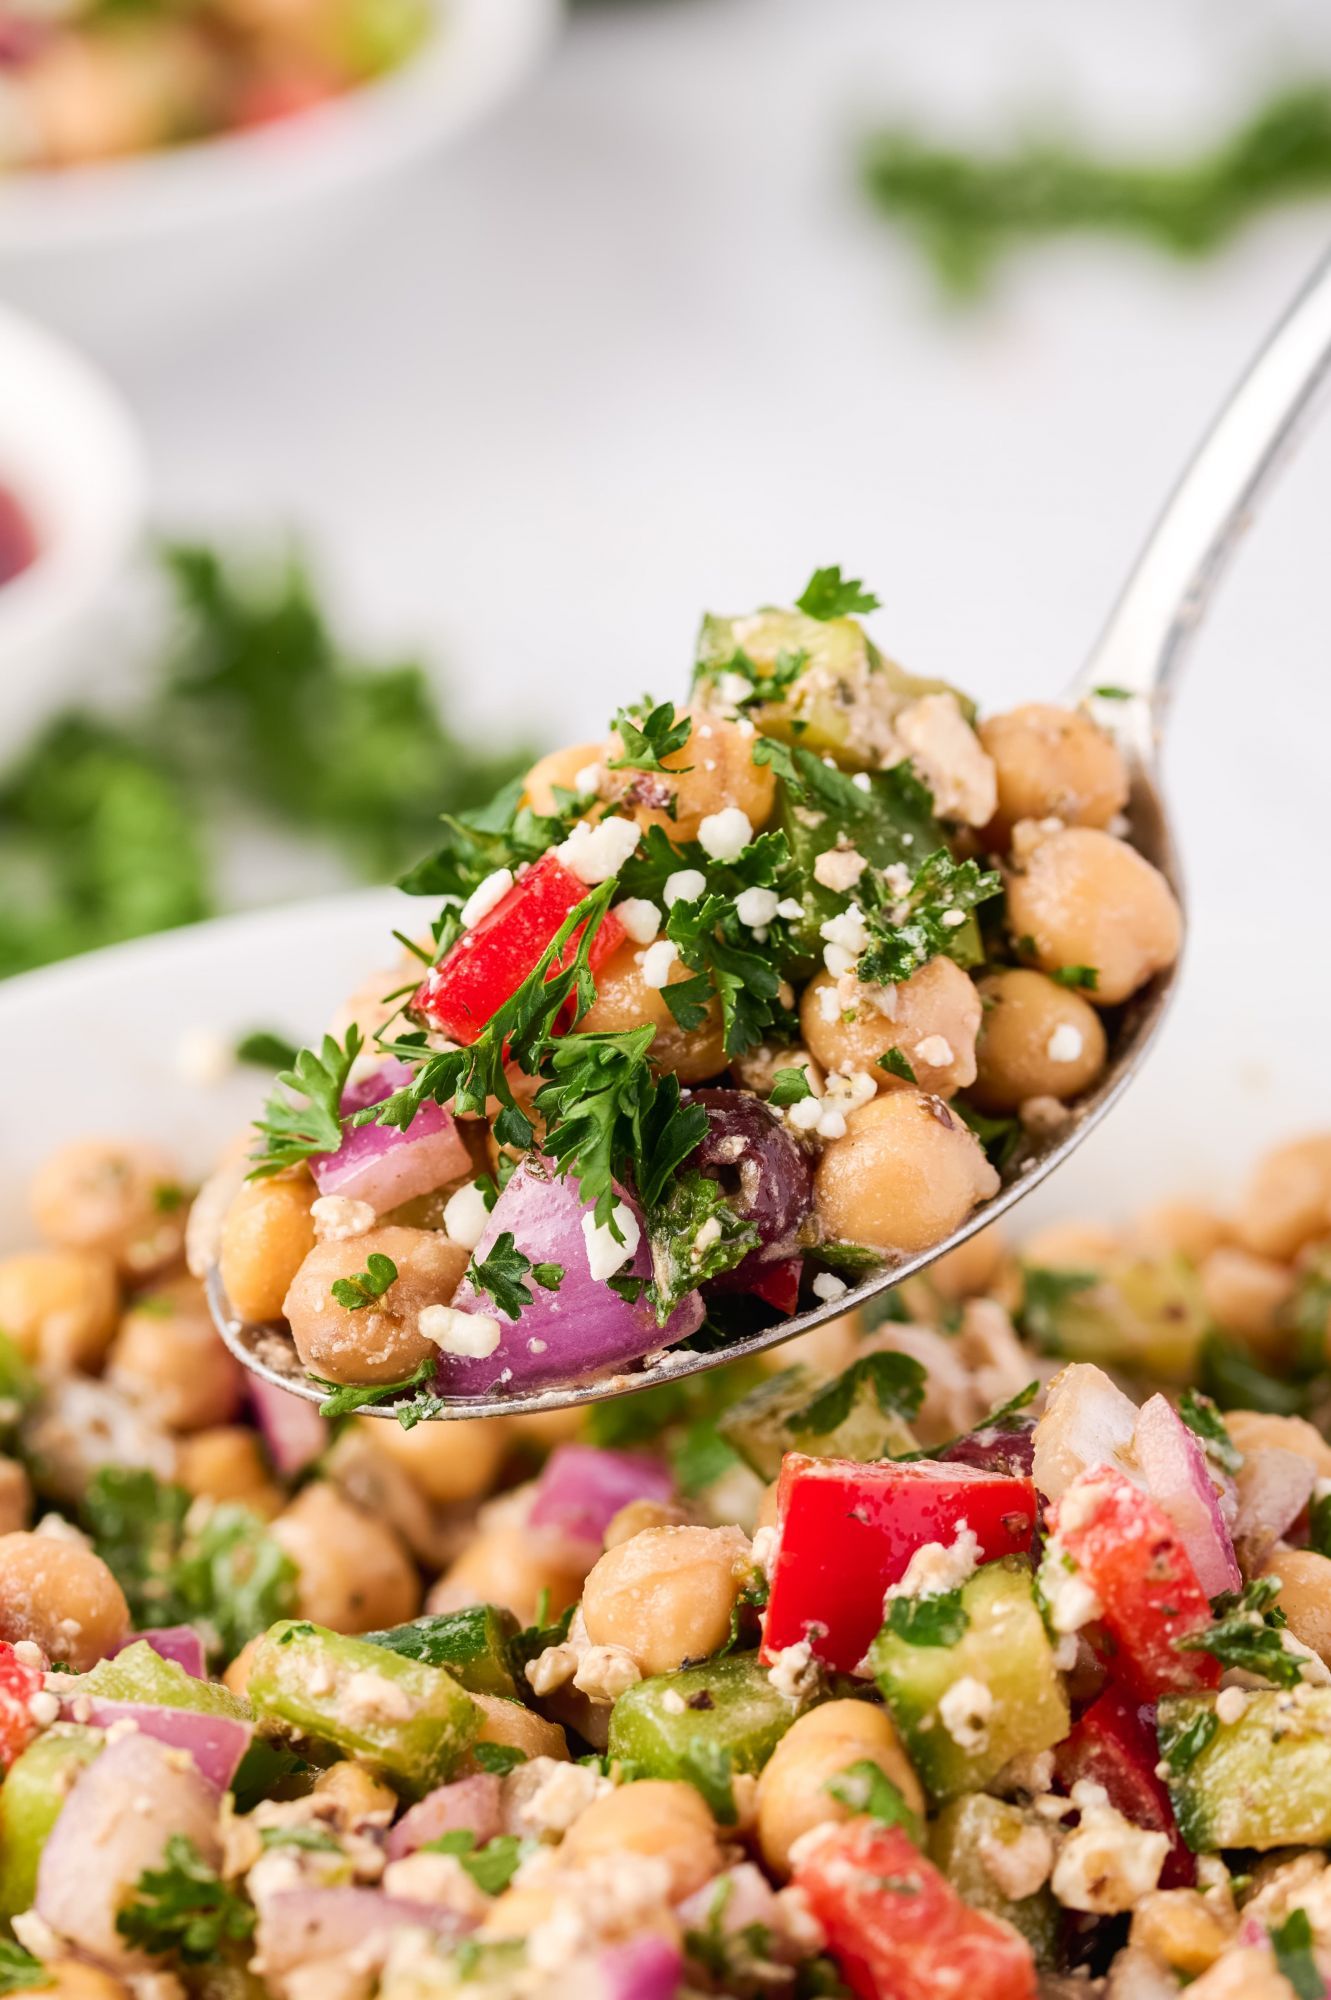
[857,848,1002,986]
[116,1836,255,1962]
[680,1738,738,1824]
[1158,1706,1219,1775]
[473,1742,528,1775]
[0,1944,48,1995]
[646,1170,760,1324]
[1270,1909,1323,2000]
[878,1047,916,1083]
[1050,965,1099,991]
[793,1351,926,1435]
[1178,1389,1242,1477]
[825,1759,923,1844]
[885,1588,969,1647]
[536,1028,709,1235]
[234,1028,300,1069]
[259,1825,342,1853]
[607,697,693,774]
[696,645,808,713]
[1018,1265,1098,1349]
[952,1097,1024,1170]
[664,889,789,1057]
[466,1233,545,1319]
[1176,1578,1304,1687]
[311,1356,437,1419]
[672,1417,743,1497]
[768,1065,815,1106]
[508,1601,575,1677]
[329,1252,399,1312]
[249,1026,362,1177]
[424,1830,527,1897]
[796,566,881,622]
[397,776,579,903]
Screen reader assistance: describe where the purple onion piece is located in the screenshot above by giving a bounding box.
[60,1698,253,1792]
[109,1626,207,1679]
[385,1774,502,1861]
[256,1888,474,1980]
[313,1060,471,1211]
[596,1932,684,2000]
[250,1374,329,1477]
[529,1444,674,1545]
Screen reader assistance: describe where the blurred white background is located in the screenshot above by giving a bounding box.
[3,0,1331,1219]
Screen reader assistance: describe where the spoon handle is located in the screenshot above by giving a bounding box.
[1074,245,1331,720]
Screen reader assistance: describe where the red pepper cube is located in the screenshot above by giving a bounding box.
[1054,1687,1195,1888]
[0,1640,45,1772]
[413,853,625,1046]
[795,1817,1038,2000]
[761,1453,1038,1674]
[1048,1466,1219,1703]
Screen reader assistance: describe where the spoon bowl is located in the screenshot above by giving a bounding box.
[211,246,1331,1418]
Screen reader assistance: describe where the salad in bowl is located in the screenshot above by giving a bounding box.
[203,566,1182,1421]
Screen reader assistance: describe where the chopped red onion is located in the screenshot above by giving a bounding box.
[313,1061,470,1212]
[256,1887,473,1980]
[529,1444,673,1546]
[1132,1394,1241,1598]
[109,1626,206,1679]
[250,1374,328,1477]
[60,1697,252,1792]
[596,1933,683,2000]
[385,1773,502,1861]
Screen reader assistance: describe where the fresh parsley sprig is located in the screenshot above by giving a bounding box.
[249,1025,362,1177]
[607,697,693,774]
[0,1943,49,1995]
[466,1232,563,1319]
[857,847,1002,986]
[1175,1577,1304,1687]
[311,1356,438,1420]
[535,1028,708,1235]
[791,1351,927,1435]
[330,1253,398,1312]
[885,1588,969,1647]
[646,1169,760,1323]
[796,566,881,621]
[116,1836,255,1963]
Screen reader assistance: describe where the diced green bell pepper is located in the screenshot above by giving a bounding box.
[248,1621,479,1796]
[719,1365,918,1480]
[867,1558,1069,1803]
[363,1606,519,1698]
[0,1725,102,1922]
[1158,1688,1331,1851]
[929,1793,1059,1966]
[607,1652,816,1781]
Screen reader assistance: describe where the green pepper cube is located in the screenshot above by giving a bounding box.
[719,1367,917,1481]
[1158,1688,1331,1851]
[607,1652,816,1780]
[0,1725,102,1920]
[248,1621,479,1796]
[929,1793,1059,1966]
[82,1641,249,1721]
[362,1606,519,1699]
[867,1558,1069,1803]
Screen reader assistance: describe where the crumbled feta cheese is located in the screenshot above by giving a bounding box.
[1215,1686,1248,1725]
[788,1096,823,1132]
[572,1646,642,1703]
[525,1644,578,1697]
[1020,1094,1072,1136]
[939,1676,993,1753]
[698,807,754,862]
[812,1272,848,1303]
[821,1069,877,1119]
[557,816,643,884]
[735,886,780,929]
[823,943,855,979]
[767,1639,822,1703]
[640,939,678,990]
[311,1195,377,1243]
[816,1109,847,1140]
[613,896,662,944]
[913,1034,954,1070]
[1046,1024,1084,1064]
[574,761,604,795]
[174,1028,234,1088]
[382,1849,488,1920]
[460,866,514,928]
[819,904,870,958]
[978,1823,1054,1901]
[442,1181,491,1251]
[664,868,707,906]
[886,1523,980,1605]
[816,983,843,1023]
[895,694,998,826]
[692,1215,723,1257]
[582,1202,641,1282]
[418,1305,502,1357]
[1050,1784,1169,1913]
[1037,1538,1104,1634]
[517,1759,613,1837]
[660,1687,687,1715]
[715,669,754,708]
[851,772,872,793]
[940,908,967,929]
[813,846,868,893]
[751,1525,779,1577]
[26,1690,60,1727]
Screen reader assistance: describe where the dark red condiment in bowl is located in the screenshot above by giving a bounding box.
[0,485,38,588]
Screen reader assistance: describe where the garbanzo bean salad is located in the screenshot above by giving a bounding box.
[214,567,1180,1416]
[3,1118,1331,1998]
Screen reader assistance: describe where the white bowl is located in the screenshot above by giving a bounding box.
[0,0,559,355]
[0,304,146,748]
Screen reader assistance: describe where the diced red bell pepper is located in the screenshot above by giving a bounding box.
[795,1818,1038,2000]
[1055,1687,1194,1888]
[761,1454,1038,1674]
[746,1256,802,1315]
[413,853,625,1046]
[0,1640,45,1772]
[1048,1466,1219,1702]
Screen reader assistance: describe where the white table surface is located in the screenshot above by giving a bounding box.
[19,0,1331,1223]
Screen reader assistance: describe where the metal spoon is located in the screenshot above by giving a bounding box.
[212,245,1331,1419]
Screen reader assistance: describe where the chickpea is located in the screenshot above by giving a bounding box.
[0,1531,129,1669]
[0,1249,118,1370]
[581,1524,750,1675]
[271,1482,420,1633]
[107,1275,244,1432]
[218,1176,316,1324]
[1186,1948,1300,2000]
[603,1498,692,1548]
[505,1406,585,1451]
[1200,1247,1294,1358]
[756,1700,924,1878]
[1005,825,1181,1007]
[283,1226,468,1385]
[175,1428,282,1517]
[970,969,1106,1113]
[427,1523,588,1628]
[1261,1547,1331,1666]
[801,957,981,1100]
[223,1635,262,1698]
[8,1968,130,2000]
[470,1692,569,1764]
[0,1458,30,1537]
[1133,1200,1228,1264]
[1234,1134,1331,1262]
[928,1222,1008,1302]
[814,1091,999,1257]
[30,1138,187,1279]
[358,1413,508,1506]
[313,1760,397,1823]
[1129,1889,1233,1976]
[604,710,776,845]
[1021,1219,1120,1271]
[1224,1411,1331,1480]
[521,742,604,815]
[979,703,1128,839]
[578,941,725,1084]
[560,1779,722,1900]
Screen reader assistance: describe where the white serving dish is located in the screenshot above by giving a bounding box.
[0,0,559,355]
[0,304,146,748]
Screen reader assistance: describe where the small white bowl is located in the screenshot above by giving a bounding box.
[0,0,559,355]
[0,304,146,748]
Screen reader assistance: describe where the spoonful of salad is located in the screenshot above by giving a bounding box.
[206,245,1331,1424]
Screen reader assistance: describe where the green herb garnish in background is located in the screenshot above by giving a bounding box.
[116,1836,255,1963]
[862,82,1331,299]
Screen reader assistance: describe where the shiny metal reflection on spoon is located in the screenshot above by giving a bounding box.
[212,245,1331,1420]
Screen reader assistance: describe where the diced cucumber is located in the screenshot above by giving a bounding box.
[1158,1689,1331,1851]
[0,1725,102,1921]
[607,1653,816,1780]
[1022,1256,1207,1385]
[363,1606,519,1699]
[867,1558,1069,1803]
[80,1641,250,1721]
[248,1621,479,1797]
[719,1366,917,1481]
[929,1793,1059,1966]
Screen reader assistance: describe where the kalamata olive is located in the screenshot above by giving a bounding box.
[937,1421,1036,1479]
[686,1089,813,1289]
